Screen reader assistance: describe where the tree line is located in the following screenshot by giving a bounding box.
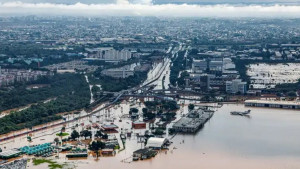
[0,73,90,135]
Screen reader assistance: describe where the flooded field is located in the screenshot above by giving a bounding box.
[2,102,300,169]
[247,63,300,89]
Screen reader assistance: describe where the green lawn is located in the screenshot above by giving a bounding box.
[33,159,65,169]
[56,132,69,137]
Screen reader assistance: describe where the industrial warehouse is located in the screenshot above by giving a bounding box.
[172,109,214,133]
[245,100,300,109]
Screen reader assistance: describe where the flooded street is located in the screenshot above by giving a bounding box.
[84,75,95,104]
[153,58,171,90]
[142,58,170,88]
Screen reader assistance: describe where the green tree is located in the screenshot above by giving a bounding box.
[80,130,92,140]
[54,137,60,145]
[287,91,297,98]
[153,128,164,135]
[130,108,139,114]
[89,140,106,158]
[142,108,148,114]
[188,104,195,111]
[61,127,66,133]
[71,130,80,140]
[95,130,103,138]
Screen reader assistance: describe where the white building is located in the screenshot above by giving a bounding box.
[101,64,137,78]
[192,59,207,73]
[146,137,169,149]
[223,58,236,70]
[87,47,132,62]
[209,60,223,71]
[226,79,247,94]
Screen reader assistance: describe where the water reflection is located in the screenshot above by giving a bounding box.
[60,104,300,168]
[5,103,300,169]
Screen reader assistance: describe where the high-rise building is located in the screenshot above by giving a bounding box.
[226,79,247,94]
[192,59,208,73]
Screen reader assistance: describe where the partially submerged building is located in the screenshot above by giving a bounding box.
[146,137,169,150]
[101,124,119,133]
[173,109,214,133]
[226,79,247,94]
[66,149,88,158]
[0,150,22,160]
[245,100,300,109]
[0,158,27,169]
[132,121,146,129]
[133,148,157,161]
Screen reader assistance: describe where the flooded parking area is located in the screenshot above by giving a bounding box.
[247,63,300,89]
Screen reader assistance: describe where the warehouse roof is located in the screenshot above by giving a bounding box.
[146,137,168,148]
[0,150,22,158]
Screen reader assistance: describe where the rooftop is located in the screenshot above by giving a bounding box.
[0,150,21,157]
[146,137,168,148]
[102,124,119,129]
[245,100,300,106]
[132,121,146,125]
[173,117,203,129]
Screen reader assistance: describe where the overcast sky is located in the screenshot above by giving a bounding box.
[0,0,300,17]
[0,0,300,4]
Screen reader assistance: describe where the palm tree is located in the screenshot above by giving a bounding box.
[59,126,66,143]
[61,126,66,133]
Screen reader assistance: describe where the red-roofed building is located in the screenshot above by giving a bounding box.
[132,121,146,129]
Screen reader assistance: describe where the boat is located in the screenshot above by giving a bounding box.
[231,110,251,116]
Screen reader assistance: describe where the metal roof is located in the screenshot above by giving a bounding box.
[245,100,300,106]
[146,137,168,148]
[0,150,21,157]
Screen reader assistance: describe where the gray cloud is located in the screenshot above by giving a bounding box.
[0,0,300,4]
[0,1,300,17]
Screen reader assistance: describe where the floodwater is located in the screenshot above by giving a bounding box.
[142,58,169,87]
[70,104,300,169]
[22,103,300,169]
[247,63,300,89]
[84,75,95,104]
[153,58,171,90]
[3,57,300,168]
